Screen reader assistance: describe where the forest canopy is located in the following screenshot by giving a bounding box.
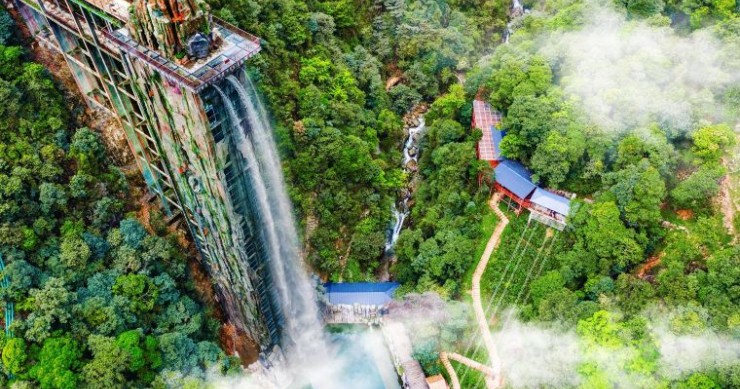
[0,10,238,388]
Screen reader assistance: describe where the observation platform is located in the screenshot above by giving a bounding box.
[82,0,131,22]
[103,17,261,93]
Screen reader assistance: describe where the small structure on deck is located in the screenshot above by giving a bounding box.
[473,99,572,230]
[323,282,399,324]
[529,188,571,230]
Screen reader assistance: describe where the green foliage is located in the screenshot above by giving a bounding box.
[564,200,644,277]
[28,337,82,389]
[691,124,735,164]
[113,274,159,314]
[2,338,27,375]
[392,91,489,293]
[670,164,725,212]
[0,30,226,386]
[0,9,14,46]
[607,160,666,229]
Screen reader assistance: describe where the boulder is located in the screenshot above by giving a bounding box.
[405,159,418,172]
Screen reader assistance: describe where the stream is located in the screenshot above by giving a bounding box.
[385,116,426,254]
[504,0,526,43]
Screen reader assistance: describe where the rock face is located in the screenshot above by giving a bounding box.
[129,0,212,59]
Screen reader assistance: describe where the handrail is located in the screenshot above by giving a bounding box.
[211,16,261,44]
[0,253,14,337]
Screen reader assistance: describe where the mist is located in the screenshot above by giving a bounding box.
[537,2,739,133]
[488,310,740,388]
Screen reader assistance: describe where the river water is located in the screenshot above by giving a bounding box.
[385,117,426,253]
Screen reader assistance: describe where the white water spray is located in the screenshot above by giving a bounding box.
[216,77,346,388]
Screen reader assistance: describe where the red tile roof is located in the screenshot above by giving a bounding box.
[472,100,503,162]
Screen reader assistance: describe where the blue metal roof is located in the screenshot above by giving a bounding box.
[495,159,536,199]
[324,282,399,306]
[491,126,505,160]
[530,188,571,216]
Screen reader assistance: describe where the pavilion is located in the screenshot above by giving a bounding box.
[473,99,572,230]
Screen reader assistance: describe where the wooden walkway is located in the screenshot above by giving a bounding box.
[443,193,509,389]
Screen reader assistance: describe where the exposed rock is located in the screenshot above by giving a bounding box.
[405,159,418,172]
[408,147,418,158]
[400,188,411,200]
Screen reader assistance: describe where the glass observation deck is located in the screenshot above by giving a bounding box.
[102,17,261,93]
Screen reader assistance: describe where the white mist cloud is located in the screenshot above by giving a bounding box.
[488,311,740,389]
[494,317,583,388]
[538,3,739,133]
[656,328,740,378]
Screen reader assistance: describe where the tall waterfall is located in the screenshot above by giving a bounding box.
[215,76,344,388]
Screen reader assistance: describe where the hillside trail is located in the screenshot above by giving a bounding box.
[442,193,509,389]
[720,144,739,243]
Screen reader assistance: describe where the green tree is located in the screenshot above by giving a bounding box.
[530,127,586,187]
[24,277,75,342]
[116,329,162,380]
[691,124,735,164]
[2,338,27,376]
[81,335,126,389]
[670,165,725,212]
[112,274,159,314]
[158,332,198,373]
[28,337,82,389]
[568,200,644,276]
[607,161,666,228]
[69,128,106,172]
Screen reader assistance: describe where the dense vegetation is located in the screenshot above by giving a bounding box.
[0,0,738,387]
[0,11,238,388]
[206,0,511,280]
[385,1,739,388]
[205,0,738,386]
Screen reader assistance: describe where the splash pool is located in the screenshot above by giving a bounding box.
[326,326,401,389]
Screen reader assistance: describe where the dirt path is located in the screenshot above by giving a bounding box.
[720,147,739,242]
[442,193,509,389]
[636,253,664,282]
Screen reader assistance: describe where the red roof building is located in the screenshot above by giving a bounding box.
[471,99,571,230]
[472,100,504,166]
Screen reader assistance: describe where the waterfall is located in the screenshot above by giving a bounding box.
[385,117,425,253]
[505,0,527,43]
[216,77,345,388]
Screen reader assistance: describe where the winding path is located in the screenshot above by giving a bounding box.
[443,193,509,389]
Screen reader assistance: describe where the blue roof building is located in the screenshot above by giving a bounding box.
[494,160,537,199]
[491,127,505,161]
[324,282,400,306]
[530,188,571,217]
